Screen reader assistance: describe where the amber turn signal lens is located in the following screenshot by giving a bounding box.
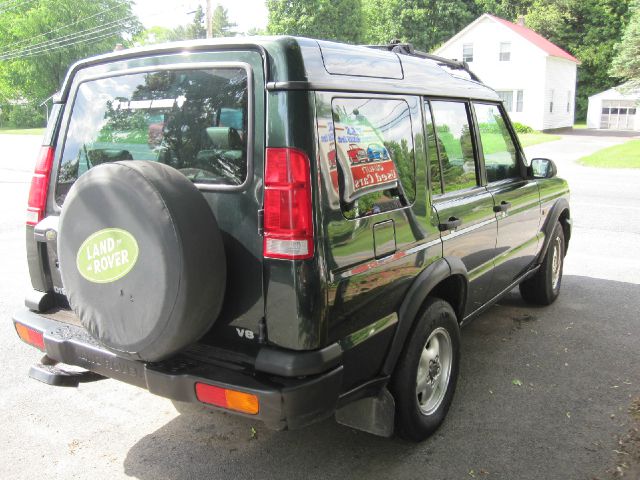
[195,383,259,415]
[15,323,45,351]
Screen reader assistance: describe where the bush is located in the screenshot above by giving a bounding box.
[512,122,535,134]
[0,104,46,129]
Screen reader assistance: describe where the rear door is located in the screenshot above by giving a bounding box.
[44,50,265,345]
[426,99,498,316]
[473,102,540,297]
[317,92,442,386]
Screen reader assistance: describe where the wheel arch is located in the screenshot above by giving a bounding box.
[381,257,468,377]
[538,198,571,264]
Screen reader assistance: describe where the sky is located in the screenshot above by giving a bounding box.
[132,0,269,34]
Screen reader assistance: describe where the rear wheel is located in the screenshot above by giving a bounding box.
[519,222,565,306]
[391,298,460,441]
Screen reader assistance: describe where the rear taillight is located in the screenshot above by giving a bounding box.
[263,148,313,260]
[195,383,259,414]
[27,146,55,226]
[15,322,45,351]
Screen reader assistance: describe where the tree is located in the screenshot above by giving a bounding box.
[609,0,640,88]
[186,5,207,40]
[267,0,365,44]
[0,0,140,104]
[211,5,237,37]
[523,0,632,119]
[362,0,480,52]
[135,5,207,47]
[247,27,268,36]
[134,26,181,46]
[473,0,533,20]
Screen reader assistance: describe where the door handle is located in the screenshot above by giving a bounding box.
[438,216,463,232]
[493,201,512,213]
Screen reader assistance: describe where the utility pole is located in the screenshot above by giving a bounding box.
[206,0,212,38]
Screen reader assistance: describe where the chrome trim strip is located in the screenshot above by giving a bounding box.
[330,237,441,282]
[440,216,496,241]
[339,313,398,351]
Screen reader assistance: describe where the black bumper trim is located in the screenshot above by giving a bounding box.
[255,342,342,377]
[12,309,343,430]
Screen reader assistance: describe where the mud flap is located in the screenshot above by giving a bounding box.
[335,387,395,437]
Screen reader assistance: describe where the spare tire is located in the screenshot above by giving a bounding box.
[58,161,226,361]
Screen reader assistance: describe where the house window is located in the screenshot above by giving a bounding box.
[499,42,511,61]
[463,43,473,62]
[497,91,514,112]
[549,89,554,113]
[566,90,571,113]
[516,90,524,112]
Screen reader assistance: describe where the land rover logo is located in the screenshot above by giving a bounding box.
[76,228,139,283]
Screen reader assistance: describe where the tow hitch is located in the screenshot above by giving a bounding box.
[29,355,105,387]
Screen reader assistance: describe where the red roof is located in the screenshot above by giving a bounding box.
[488,14,580,63]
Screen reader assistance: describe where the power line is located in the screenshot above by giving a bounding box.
[0,14,139,61]
[0,20,136,61]
[0,0,130,54]
[16,28,132,60]
[0,1,193,62]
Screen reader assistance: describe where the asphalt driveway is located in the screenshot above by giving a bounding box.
[0,131,638,479]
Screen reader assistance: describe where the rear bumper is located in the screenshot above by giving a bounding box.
[12,309,343,430]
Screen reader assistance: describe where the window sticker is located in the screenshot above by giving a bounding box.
[332,109,399,203]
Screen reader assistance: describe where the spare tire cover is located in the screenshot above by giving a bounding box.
[58,161,226,361]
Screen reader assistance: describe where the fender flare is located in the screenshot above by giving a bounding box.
[381,257,468,376]
[537,197,571,265]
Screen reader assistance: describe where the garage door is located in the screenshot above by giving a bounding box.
[600,100,637,130]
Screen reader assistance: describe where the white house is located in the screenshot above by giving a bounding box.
[434,14,580,131]
[586,85,639,131]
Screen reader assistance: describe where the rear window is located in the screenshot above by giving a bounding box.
[56,67,249,205]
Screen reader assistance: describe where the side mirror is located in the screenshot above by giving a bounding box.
[530,158,557,179]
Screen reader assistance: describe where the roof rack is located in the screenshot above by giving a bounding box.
[364,41,482,83]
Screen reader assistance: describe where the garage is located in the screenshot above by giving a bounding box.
[587,85,640,131]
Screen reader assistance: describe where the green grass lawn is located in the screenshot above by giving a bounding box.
[578,139,640,168]
[0,127,45,135]
[573,122,587,129]
[518,132,561,147]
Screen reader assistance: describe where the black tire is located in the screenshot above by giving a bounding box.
[519,222,565,306]
[391,298,461,442]
[58,161,226,362]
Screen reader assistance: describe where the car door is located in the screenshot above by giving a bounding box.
[318,93,443,388]
[473,102,540,299]
[426,100,498,317]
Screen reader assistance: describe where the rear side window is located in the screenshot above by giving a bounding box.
[56,67,249,205]
[430,100,478,193]
[331,98,416,219]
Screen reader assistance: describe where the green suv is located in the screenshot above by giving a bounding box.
[13,37,570,441]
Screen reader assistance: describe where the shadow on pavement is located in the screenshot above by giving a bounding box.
[124,275,640,480]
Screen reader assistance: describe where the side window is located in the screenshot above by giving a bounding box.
[332,98,416,219]
[474,103,519,182]
[423,101,442,195]
[430,101,478,193]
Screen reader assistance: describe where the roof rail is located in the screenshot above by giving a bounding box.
[364,41,482,83]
